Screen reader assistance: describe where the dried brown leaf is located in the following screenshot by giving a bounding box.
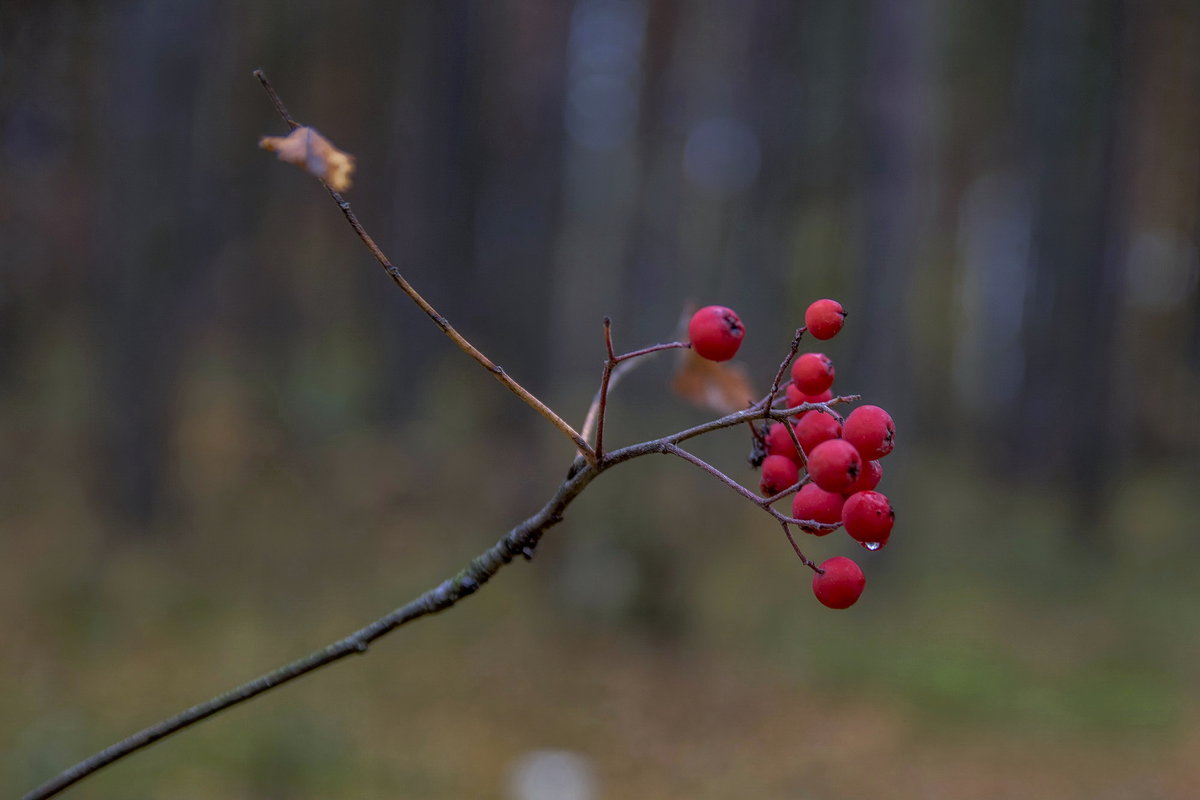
[259,126,355,191]
[672,349,756,414]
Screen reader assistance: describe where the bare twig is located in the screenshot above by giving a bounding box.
[660,442,768,506]
[760,476,808,506]
[589,317,689,461]
[779,521,823,572]
[593,318,617,461]
[761,326,805,411]
[657,444,837,569]
[660,443,840,538]
[22,459,601,800]
[783,415,809,467]
[252,69,595,462]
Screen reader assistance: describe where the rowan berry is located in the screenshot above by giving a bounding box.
[804,299,846,341]
[790,483,844,534]
[842,405,895,460]
[843,459,882,496]
[764,422,801,462]
[785,383,804,410]
[687,305,745,361]
[812,556,865,608]
[785,384,833,417]
[842,490,895,545]
[791,353,836,396]
[793,411,841,455]
[759,454,800,496]
[806,439,862,493]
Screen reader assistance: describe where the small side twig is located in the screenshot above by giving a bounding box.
[759,326,805,411]
[783,415,808,467]
[593,318,617,461]
[660,442,767,507]
[779,522,823,572]
[658,443,838,565]
[583,317,688,460]
[760,476,809,506]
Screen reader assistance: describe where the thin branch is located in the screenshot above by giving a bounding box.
[590,320,690,461]
[23,396,808,799]
[22,461,600,800]
[254,69,300,130]
[581,328,689,453]
[660,442,766,507]
[659,444,839,566]
[760,476,808,506]
[252,69,595,463]
[660,443,840,531]
[593,318,616,461]
[779,521,822,572]
[613,341,691,363]
[747,419,766,447]
[775,513,842,533]
[761,326,805,411]
[783,415,808,467]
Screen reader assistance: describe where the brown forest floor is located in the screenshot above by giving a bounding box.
[3,425,1198,799]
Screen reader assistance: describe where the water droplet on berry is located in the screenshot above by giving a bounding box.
[861,541,883,551]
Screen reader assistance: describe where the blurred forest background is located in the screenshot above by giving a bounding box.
[3,1,1200,798]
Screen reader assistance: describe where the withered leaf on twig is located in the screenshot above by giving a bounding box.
[259,126,355,191]
[672,349,756,414]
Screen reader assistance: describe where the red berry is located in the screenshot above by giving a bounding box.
[812,556,865,609]
[806,387,835,404]
[786,385,833,418]
[791,353,836,395]
[843,405,895,460]
[791,483,844,534]
[764,422,801,462]
[760,454,800,496]
[785,383,804,409]
[793,411,841,455]
[688,305,745,361]
[842,490,895,544]
[805,299,846,340]
[806,439,863,493]
[843,459,883,496]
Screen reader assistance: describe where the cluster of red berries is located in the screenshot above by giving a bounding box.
[687,299,895,611]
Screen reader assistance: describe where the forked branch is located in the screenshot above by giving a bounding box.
[22,71,865,800]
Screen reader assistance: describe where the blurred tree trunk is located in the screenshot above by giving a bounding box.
[854,0,936,424]
[1016,0,1129,549]
[622,0,682,346]
[86,1,243,529]
[374,2,483,422]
